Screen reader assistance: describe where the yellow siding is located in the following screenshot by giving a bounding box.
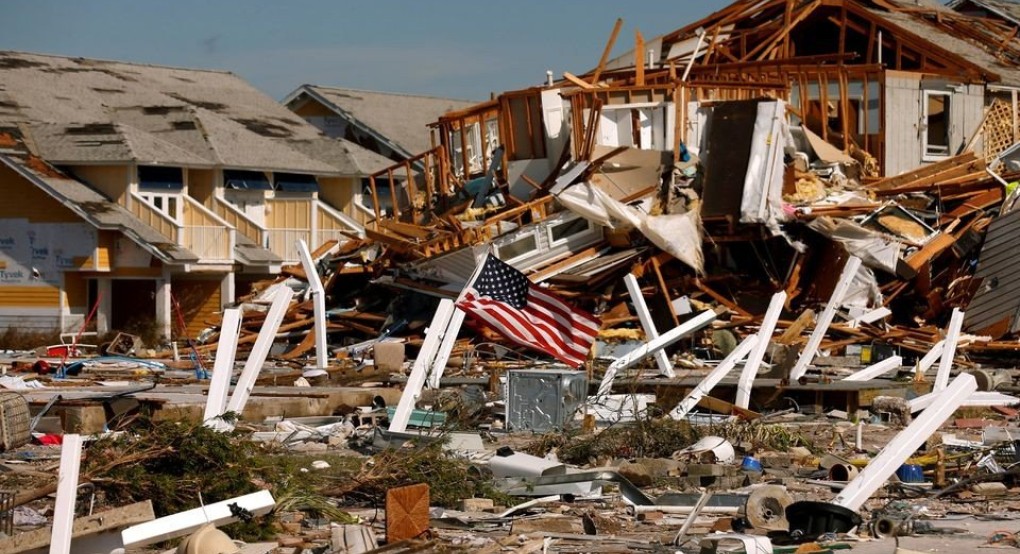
[0,163,79,222]
[63,272,88,309]
[318,177,357,214]
[266,199,312,228]
[69,165,130,204]
[292,100,335,118]
[0,286,61,308]
[174,279,221,339]
[188,169,216,205]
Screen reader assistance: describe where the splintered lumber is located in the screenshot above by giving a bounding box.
[563,72,596,90]
[904,233,956,272]
[869,152,978,191]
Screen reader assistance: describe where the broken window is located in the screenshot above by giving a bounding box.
[448,115,500,179]
[923,91,951,160]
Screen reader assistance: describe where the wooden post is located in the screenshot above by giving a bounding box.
[635,29,646,86]
[591,18,624,85]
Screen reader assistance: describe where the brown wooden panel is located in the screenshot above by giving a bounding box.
[386,483,430,542]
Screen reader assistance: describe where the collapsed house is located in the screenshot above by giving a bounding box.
[304,0,1020,367]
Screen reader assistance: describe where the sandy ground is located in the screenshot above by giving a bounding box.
[845,515,1020,552]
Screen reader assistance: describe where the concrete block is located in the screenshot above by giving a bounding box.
[687,464,730,477]
[460,498,495,512]
[59,405,107,434]
[618,461,654,487]
[971,482,1008,497]
[373,342,405,373]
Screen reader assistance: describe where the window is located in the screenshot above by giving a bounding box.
[274,173,319,193]
[224,170,272,190]
[923,91,951,160]
[138,191,180,221]
[449,116,501,178]
[496,233,538,263]
[547,216,594,246]
[138,166,184,191]
[137,166,183,221]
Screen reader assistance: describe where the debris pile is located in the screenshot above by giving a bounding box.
[10,0,1020,552]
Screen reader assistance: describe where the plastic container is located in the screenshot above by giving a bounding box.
[741,456,763,473]
[896,464,924,483]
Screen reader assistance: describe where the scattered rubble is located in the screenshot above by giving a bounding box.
[11,1,1020,553]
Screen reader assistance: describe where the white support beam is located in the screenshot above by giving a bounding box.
[223,287,295,425]
[203,308,241,428]
[427,308,466,389]
[670,334,759,420]
[789,256,862,382]
[934,308,964,391]
[910,389,1019,413]
[50,434,83,554]
[297,239,328,368]
[595,310,717,398]
[842,355,903,382]
[833,373,977,511]
[388,299,456,433]
[623,273,674,377]
[915,339,944,375]
[121,490,275,548]
[737,292,786,409]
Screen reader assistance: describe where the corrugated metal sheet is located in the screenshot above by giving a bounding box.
[965,208,1020,335]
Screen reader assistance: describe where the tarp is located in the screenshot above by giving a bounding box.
[557,181,704,273]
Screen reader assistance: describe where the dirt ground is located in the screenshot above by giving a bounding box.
[847,515,1020,553]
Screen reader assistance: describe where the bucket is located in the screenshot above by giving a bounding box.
[741,456,763,473]
[896,464,924,483]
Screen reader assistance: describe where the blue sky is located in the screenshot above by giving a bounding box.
[0,1,731,101]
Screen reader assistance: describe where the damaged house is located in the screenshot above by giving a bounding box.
[282,86,477,227]
[0,51,392,337]
[332,0,1020,360]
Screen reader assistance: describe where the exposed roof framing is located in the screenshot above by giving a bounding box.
[648,0,1019,85]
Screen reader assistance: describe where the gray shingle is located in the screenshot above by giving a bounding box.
[296,85,477,157]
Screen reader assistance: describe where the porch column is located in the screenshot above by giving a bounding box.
[155,275,172,341]
[96,278,112,334]
[220,272,235,308]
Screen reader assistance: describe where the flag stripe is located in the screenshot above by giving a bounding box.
[464,294,587,364]
[455,254,599,367]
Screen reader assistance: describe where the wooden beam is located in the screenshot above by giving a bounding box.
[563,71,596,90]
[592,18,624,85]
[635,29,646,86]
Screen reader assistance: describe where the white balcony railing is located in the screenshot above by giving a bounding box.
[266,228,311,263]
[183,225,232,261]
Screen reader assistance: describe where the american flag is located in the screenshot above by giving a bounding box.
[456,253,600,367]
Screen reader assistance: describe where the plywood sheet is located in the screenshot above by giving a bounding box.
[386,483,429,542]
